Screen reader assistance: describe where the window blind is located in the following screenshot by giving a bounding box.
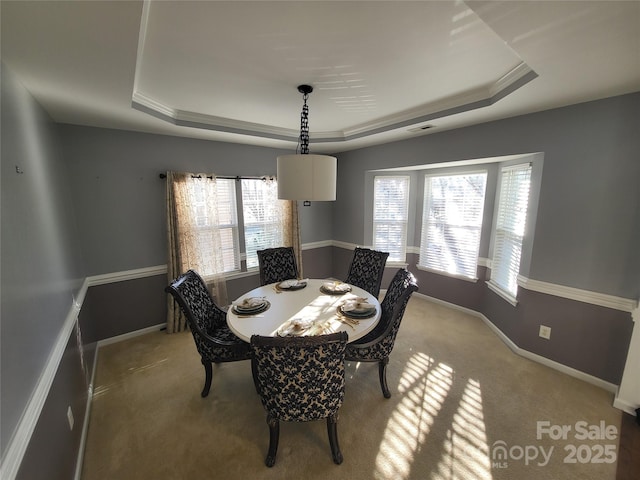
[215,178,240,272]
[373,176,410,262]
[419,172,487,279]
[241,179,282,268]
[490,164,532,297]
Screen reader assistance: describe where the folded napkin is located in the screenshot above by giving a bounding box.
[279,278,309,288]
[278,318,314,336]
[341,297,375,312]
[233,296,265,308]
[322,281,351,292]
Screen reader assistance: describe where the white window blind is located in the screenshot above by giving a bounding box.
[373,176,410,262]
[241,179,283,268]
[490,164,532,297]
[214,178,240,272]
[419,172,487,280]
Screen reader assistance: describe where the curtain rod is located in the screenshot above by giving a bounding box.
[158,173,273,181]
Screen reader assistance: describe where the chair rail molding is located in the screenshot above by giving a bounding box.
[87,265,168,286]
[0,279,88,480]
[517,275,637,313]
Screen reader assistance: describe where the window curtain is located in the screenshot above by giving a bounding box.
[241,177,302,277]
[166,171,229,333]
[282,197,303,279]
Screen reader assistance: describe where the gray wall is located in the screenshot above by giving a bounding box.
[336,93,640,300]
[335,92,640,384]
[60,125,334,276]
[1,66,87,462]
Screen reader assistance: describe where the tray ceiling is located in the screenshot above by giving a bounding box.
[2,1,639,153]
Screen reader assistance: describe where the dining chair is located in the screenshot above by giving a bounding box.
[165,269,251,397]
[250,332,349,467]
[345,268,418,398]
[344,247,389,298]
[257,246,299,286]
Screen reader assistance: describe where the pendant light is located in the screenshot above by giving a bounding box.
[277,85,337,201]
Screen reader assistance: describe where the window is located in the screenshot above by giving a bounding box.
[214,178,240,272]
[419,172,487,280]
[489,163,532,299]
[373,176,410,262]
[174,174,289,276]
[241,179,286,268]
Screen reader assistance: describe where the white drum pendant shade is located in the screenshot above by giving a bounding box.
[277,154,337,201]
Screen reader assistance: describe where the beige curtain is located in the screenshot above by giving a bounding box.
[281,199,303,278]
[166,171,229,333]
[243,177,302,277]
[258,177,302,278]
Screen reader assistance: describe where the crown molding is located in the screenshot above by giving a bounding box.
[131,57,536,145]
[343,62,537,138]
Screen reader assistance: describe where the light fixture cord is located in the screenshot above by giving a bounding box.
[299,92,310,154]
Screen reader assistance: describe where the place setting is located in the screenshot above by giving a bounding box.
[231,296,270,316]
[276,318,327,337]
[337,297,377,320]
[320,281,352,295]
[274,278,308,292]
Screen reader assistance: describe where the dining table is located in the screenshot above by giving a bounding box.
[226,279,382,343]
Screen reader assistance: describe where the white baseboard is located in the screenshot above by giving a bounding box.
[413,292,619,394]
[612,396,639,417]
[96,323,165,348]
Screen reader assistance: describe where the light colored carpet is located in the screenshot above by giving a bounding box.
[81,296,622,480]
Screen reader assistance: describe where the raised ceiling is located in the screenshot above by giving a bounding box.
[2,1,639,153]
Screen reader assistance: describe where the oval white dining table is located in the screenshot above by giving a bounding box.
[227,279,381,343]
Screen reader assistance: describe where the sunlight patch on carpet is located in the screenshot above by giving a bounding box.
[434,378,492,479]
[374,353,492,479]
[375,352,450,478]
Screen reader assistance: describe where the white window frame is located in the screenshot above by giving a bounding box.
[487,163,533,304]
[373,175,410,263]
[418,170,488,281]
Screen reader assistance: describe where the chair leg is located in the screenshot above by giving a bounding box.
[251,358,260,395]
[201,359,213,398]
[327,414,343,465]
[378,357,391,398]
[265,414,279,467]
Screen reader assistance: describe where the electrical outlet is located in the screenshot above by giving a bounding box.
[67,406,74,431]
[539,325,551,340]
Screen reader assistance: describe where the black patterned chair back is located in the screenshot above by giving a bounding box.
[344,269,417,398]
[345,247,389,298]
[166,270,246,362]
[377,268,418,355]
[251,332,348,422]
[257,247,299,286]
[348,268,418,360]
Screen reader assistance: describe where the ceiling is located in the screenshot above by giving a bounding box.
[2,1,639,154]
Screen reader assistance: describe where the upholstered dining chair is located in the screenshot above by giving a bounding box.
[257,246,299,286]
[344,247,389,298]
[250,332,349,467]
[345,268,418,398]
[165,269,251,397]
